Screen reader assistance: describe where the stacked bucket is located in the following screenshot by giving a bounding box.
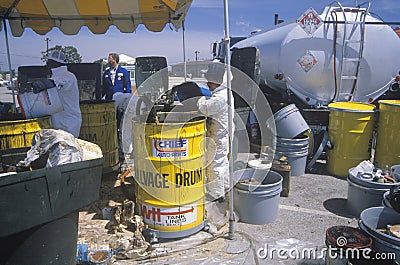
[232,104,311,225]
[267,104,310,176]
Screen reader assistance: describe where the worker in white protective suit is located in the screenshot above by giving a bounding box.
[46,50,82,137]
[197,62,234,202]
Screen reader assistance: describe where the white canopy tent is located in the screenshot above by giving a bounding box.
[0,0,193,108]
[119,54,136,65]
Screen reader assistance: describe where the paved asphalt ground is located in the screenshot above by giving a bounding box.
[110,160,358,265]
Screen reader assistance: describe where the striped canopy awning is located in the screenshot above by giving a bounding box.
[0,0,192,36]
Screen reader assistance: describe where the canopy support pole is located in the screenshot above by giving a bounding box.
[3,19,17,113]
[223,0,235,240]
[182,20,187,82]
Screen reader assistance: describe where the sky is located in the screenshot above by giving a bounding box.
[0,0,399,71]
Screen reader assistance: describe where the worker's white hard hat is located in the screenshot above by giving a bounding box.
[205,62,225,83]
[47,50,66,64]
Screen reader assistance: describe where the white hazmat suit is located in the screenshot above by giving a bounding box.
[50,65,82,137]
[198,79,234,201]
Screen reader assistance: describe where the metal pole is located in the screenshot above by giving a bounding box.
[195,50,200,78]
[223,0,235,240]
[182,20,187,82]
[44,37,51,56]
[3,19,17,113]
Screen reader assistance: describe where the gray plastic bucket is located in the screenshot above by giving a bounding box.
[359,207,400,262]
[275,135,309,176]
[267,104,309,139]
[347,169,396,217]
[233,168,282,225]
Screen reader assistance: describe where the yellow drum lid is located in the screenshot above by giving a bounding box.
[378,100,400,107]
[328,102,375,112]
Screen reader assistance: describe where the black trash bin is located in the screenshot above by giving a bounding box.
[0,148,103,265]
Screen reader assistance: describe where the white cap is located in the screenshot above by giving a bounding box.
[47,50,66,64]
[205,62,225,83]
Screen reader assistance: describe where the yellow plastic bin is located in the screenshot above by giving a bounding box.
[80,100,119,173]
[375,100,400,168]
[327,102,375,177]
[0,116,51,149]
[133,114,206,240]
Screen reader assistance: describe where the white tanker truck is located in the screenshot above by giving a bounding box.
[215,2,400,108]
[212,2,400,168]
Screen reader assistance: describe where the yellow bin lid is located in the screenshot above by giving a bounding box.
[378,100,400,107]
[328,102,376,112]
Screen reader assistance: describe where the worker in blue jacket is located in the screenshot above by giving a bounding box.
[102,53,132,100]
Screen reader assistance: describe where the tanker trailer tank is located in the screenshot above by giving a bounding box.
[232,2,400,106]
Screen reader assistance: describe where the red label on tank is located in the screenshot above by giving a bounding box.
[297,8,322,35]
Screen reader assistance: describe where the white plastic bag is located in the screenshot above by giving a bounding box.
[348,160,374,177]
[17,87,64,118]
[17,129,82,168]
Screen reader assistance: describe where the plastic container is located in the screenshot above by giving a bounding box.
[347,169,397,217]
[275,135,309,176]
[0,148,104,264]
[233,168,282,224]
[0,211,79,265]
[359,207,400,263]
[267,104,309,139]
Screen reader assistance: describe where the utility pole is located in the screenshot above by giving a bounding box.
[44,37,51,57]
[194,50,200,77]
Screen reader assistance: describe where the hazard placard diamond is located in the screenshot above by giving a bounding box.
[296,7,323,35]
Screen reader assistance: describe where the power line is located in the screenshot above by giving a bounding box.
[0,52,41,59]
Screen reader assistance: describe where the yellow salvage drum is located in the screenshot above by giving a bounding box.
[79,101,119,173]
[375,100,400,168]
[133,114,206,239]
[327,102,375,177]
[0,116,51,149]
